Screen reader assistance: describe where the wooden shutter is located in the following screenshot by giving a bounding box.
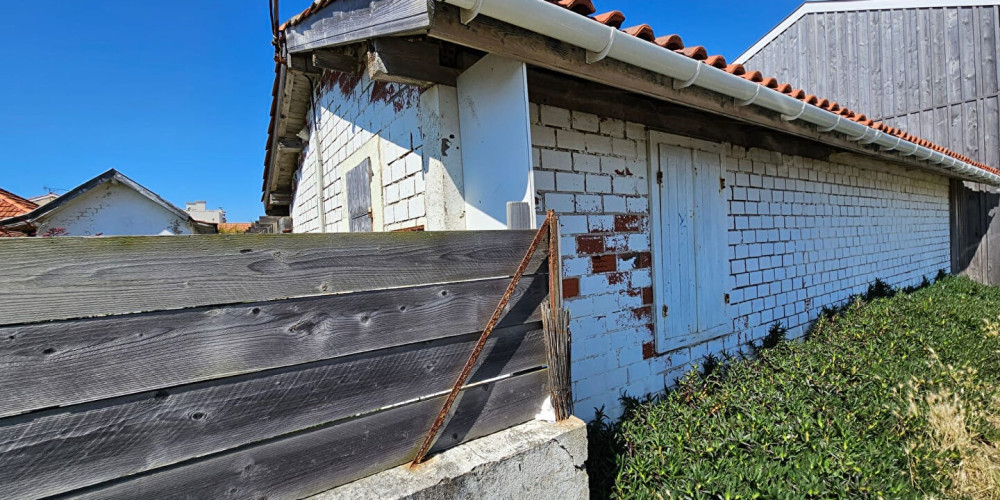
[653,143,730,351]
[346,159,373,232]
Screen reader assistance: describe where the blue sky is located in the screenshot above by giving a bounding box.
[0,0,801,222]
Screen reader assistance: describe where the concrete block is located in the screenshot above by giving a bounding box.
[309,419,589,500]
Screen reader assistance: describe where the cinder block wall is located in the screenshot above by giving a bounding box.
[530,103,951,419]
[292,72,426,233]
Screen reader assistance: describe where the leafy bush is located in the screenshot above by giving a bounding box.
[587,277,1000,499]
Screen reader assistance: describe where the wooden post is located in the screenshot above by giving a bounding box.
[542,211,573,420]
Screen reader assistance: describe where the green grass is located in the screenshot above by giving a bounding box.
[587,276,1000,499]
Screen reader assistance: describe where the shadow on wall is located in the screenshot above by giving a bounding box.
[951,180,1000,285]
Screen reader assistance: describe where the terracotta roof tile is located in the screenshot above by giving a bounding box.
[654,35,684,51]
[705,55,728,69]
[0,188,38,220]
[677,45,707,60]
[593,11,626,28]
[724,63,746,76]
[622,24,655,42]
[548,0,596,16]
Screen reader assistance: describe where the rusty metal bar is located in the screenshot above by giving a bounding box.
[410,212,554,466]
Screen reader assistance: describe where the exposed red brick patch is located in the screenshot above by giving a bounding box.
[607,272,628,285]
[642,341,657,360]
[641,286,653,305]
[591,255,617,273]
[633,305,652,321]
[563,277,580,299]
[576,235,605,254]
[637,252,652,269]
[614,214,647,232]
[603,236,629,252]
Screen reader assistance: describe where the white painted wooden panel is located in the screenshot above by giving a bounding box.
[457,54,535,230]
[660,144,698,343]
[693,150,728,334]
[650,139,730,352]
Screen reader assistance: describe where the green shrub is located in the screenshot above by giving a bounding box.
[587,277,1000,499]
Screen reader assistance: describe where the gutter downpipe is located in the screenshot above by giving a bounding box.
[440,0,1000,185]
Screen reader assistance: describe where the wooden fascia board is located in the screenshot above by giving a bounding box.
[264,65,299,212]
[285,0,432,53]
[426,4,962,179]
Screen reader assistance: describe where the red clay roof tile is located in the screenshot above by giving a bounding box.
[678,45,707,60]
[0,188,38,220]
[654,34,684,50]
[724,63,746,76]
[705,55,728,69]
[593,11,625,28]
[549,0,596,15]
[622,24,655,41]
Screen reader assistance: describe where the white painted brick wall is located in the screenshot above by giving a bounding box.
[531,103,951,420]
[291,72,426,233]
[725,145,950,346]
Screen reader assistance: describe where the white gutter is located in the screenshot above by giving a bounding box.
[441,0,1000,185]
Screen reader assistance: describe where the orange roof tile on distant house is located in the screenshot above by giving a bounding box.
[218,222,253,234]
[0,188,38,220]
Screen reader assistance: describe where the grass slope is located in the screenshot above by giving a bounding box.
[588,277,1000,499]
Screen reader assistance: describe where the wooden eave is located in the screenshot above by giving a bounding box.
[424,3,979,180]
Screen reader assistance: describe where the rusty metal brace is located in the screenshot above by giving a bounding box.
[410,210,557,466]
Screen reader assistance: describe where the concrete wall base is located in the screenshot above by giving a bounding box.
[308,417,589,500]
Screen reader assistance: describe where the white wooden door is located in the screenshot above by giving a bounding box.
[650,138,730,352]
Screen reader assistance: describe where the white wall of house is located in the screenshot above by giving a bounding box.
[288,75,952,422]
[531,103,951,419]
[33,182,203,236]
[185,201,226,224]
[292,72,427,233]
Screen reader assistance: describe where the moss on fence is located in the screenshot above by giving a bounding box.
[587,276,1000,499]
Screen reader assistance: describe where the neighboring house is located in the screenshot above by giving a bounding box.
[736,0,1000,284]
[185,201,227,223]
[262,0,1000,417]
[0,169,217,236]
[0,188,39,237]
[28,192,60,206]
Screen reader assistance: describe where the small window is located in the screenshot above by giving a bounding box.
[345,158,373,232]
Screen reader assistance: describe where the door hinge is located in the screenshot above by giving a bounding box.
[662,305,669,318]
[724,293,730,304]
[656,170,663,185]
[720,177,726,191]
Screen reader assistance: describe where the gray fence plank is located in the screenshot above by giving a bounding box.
[0,231,548,325]
[65,369,548,500]
[0,275,546,417]
[0,325,545,499]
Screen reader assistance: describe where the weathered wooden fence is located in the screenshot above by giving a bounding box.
[0,230,554,499]
[951,180,1000,285]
